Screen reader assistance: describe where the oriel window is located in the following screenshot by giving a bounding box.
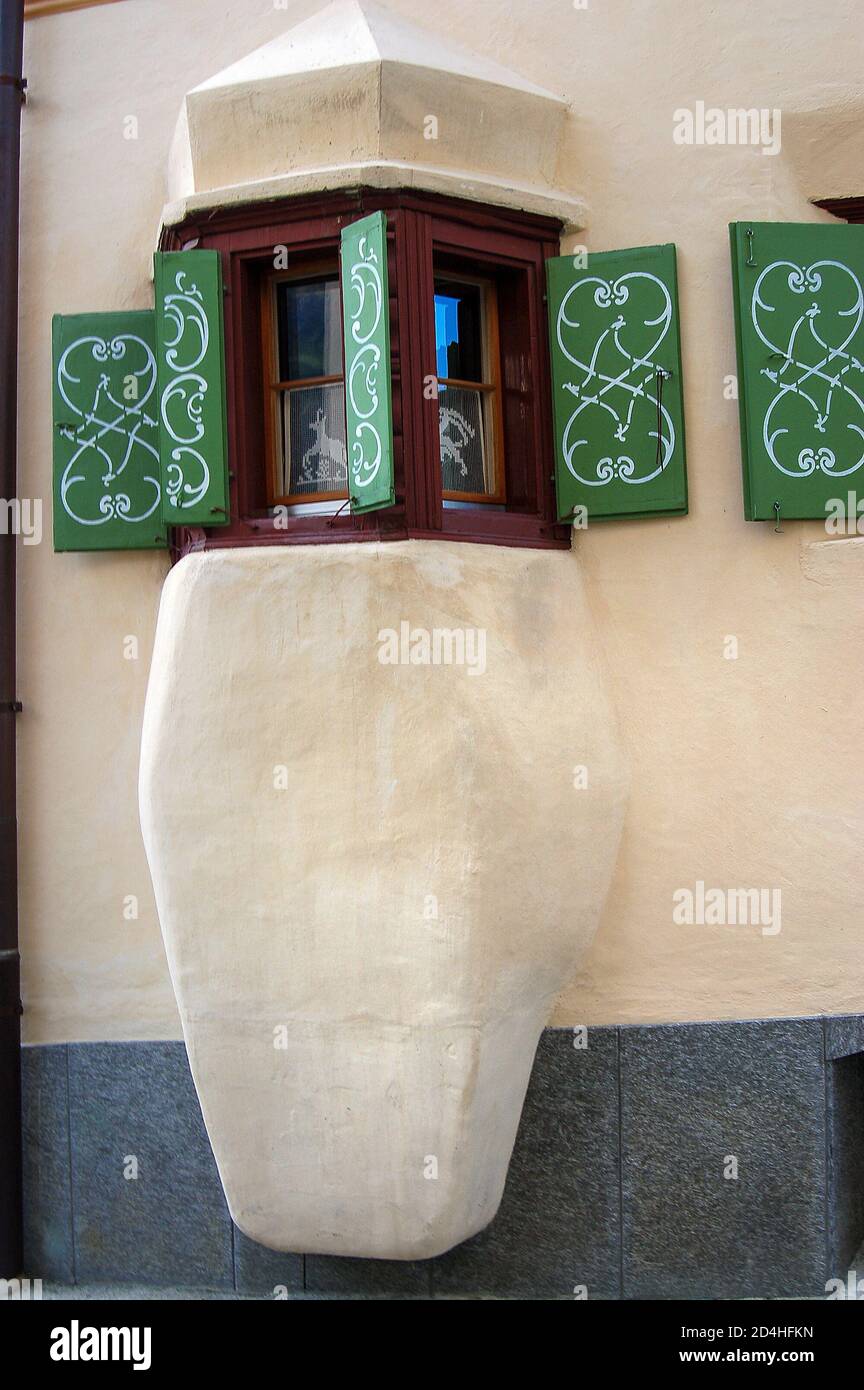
[187,189,565,551]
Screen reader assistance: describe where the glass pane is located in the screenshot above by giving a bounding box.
[434,280,483,383]
[438,385,492,495]
[276,276,342,382]
[277,382,347,497]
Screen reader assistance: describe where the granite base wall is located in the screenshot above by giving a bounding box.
[20,1018,864,1298]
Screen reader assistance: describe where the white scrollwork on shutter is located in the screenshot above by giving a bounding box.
[159,271,212,510]
[346,236,383,489]
[750,259,864,480]
[57,334,161,525]
[555,272,677,489]
[555,272,675,487]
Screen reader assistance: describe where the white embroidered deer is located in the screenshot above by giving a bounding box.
[301,409,347,485]
[439,406,476,479]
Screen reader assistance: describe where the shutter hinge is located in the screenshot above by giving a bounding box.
[0,701,22,714]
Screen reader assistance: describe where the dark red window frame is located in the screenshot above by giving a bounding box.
[159,188,570,552]
[814,197,864,224]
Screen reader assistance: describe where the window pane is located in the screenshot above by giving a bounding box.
[438,384,492,495]
[434,280,483,382]
[277,382,347,497]
[276,277,342,382]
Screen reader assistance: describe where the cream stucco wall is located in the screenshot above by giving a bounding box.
[17,0,864,1042]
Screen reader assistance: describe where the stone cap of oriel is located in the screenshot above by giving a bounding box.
[162,0,585,233]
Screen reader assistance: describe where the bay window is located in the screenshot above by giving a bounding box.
[160,188,568,551]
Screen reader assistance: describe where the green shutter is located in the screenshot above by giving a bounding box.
[730,221,864,521]
[154,250,230,526]
[52,311,167,551]
[339,211,395,514]
[546,244,688,521]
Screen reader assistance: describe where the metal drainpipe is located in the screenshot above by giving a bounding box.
[0,0,24,1279]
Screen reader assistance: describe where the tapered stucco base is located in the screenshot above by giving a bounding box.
[139,542,627,1258]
